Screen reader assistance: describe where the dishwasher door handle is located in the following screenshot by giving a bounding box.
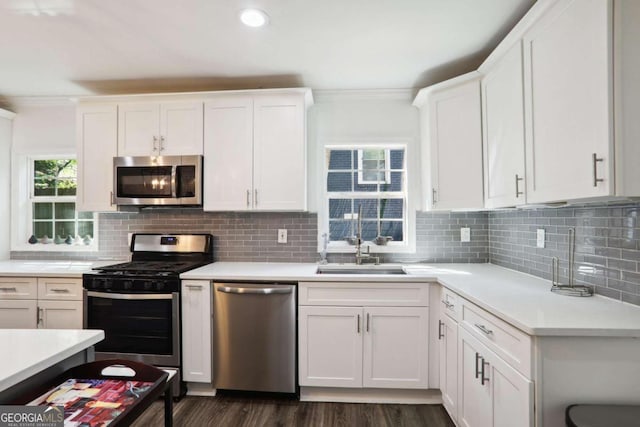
[217,286,292,295]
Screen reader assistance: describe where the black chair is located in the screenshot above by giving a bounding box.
[566,404,640,427]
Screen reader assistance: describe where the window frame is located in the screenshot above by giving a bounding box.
[320,143,414,254]
[11,153,98,252]
[356,148,391,185]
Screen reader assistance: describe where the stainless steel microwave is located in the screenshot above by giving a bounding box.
[113,155,203,206]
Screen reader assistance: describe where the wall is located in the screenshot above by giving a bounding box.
[489,203,640,305]
[0,110,15,260]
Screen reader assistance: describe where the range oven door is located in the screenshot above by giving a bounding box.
[84,290,180,367]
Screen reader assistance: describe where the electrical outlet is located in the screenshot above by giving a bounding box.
[537,229,545,248]
[277,229,288,244]
[460,227,471,242]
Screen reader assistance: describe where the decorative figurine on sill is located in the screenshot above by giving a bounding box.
[83,235,93,245]
[74,235,83,245]
[40,235,51,244]
[65,235,73,245]
[28,235,38,244]
[54,235,63,245]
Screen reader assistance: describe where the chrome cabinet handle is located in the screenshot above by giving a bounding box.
[160,136,165,152]
[515,174,524,198]
[475,352,482,379]
[152,136,158,152]
[474,323,494,336]
[255,189,258,206]
[357,314,361,334]
[481,359,490,385]
[592,153,604,187]
[218,286,291,295]
[0,287,17,292]
[432,188,437,205]
[366,313,370,333]
[246,190,251,207]
[110,191,115,206]
[37,307,43,326]
[441,300,454,309]
[185,285,202,290]
[51,288,70,293]
[438,320,444,340]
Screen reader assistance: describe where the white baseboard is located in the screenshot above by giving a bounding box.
[299,387,442,404]
[186,382,217,397]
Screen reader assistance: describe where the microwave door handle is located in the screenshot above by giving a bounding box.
[171,165,177,198]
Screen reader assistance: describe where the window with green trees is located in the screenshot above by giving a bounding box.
[31,159,94,243]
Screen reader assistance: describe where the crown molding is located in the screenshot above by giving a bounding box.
[312,88,415,104]
[8,96,77,108]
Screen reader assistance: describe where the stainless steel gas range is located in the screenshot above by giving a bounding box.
[82,233,213,397]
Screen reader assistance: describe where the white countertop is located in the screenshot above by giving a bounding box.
[0,329,104,392]
[182,261,640,338]
[0,260,126,277]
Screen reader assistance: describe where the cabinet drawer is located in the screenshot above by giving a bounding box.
[440,286,460,321]
[299,282,430,307]
[0,277,38,300]
[38,278,83,301]
[461,300,532,378]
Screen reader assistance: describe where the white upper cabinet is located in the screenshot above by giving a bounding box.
[76,103,118,212]
[518,0,640,203]
[481,42,527,208]
[118,101,203,157]
[203,90,311,212]
[522,0,612,203]
[414,73,484,211]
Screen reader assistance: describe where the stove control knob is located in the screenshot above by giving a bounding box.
[143,281,152,291]
[123,280,133,290]
[156,282,165,291]
[103,279,112,290]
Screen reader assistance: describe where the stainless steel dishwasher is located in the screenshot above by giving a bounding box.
[213,282,296,394]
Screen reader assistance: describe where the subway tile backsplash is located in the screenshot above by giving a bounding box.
[10,202,640,306]
[489,203,640,306]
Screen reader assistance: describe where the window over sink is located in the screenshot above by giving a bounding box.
[322,146,410,252]
[12,155,98,251]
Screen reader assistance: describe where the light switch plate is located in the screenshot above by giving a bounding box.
[278,229,288,244]
[460,227,471,242]
[536,229,545,248]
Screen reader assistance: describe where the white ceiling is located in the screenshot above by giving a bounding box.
[0,0,535,98]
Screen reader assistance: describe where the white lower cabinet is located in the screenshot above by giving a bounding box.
[438,313,458,421]
[458,326,533,427]
[0,300,37,328]
[298,282,430,390]
[298,306,363,388]
[0,277,82,329]
[38,300,83,329]
[181,280,212,383]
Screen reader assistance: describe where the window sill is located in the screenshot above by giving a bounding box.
[322,242,415,254]
[11,243,99,252]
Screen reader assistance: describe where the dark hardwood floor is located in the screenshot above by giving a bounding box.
[132,395,455,427]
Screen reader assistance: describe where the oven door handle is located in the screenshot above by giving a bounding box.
[217,286,292,295]
[86,291,175,300]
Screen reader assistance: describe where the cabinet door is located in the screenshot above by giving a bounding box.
[0,300,37,328]
[458,328,492,427]
[439,314,459,421]
[37,278,82,301]
[253,94,307,211]
[181,280,212,383]
[489,347,533,427]
[38,300,83,329]
[482,42,527,208]
[159,101,204,156]
[523,0,612,203]
[76,104,118,212]
[428,79,484,210]
[299,306,363,387]
[362,306,429,388]
[118,103,161,156]
[203,97,254,211]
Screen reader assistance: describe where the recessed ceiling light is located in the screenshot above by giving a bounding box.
[240,9,269,28]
